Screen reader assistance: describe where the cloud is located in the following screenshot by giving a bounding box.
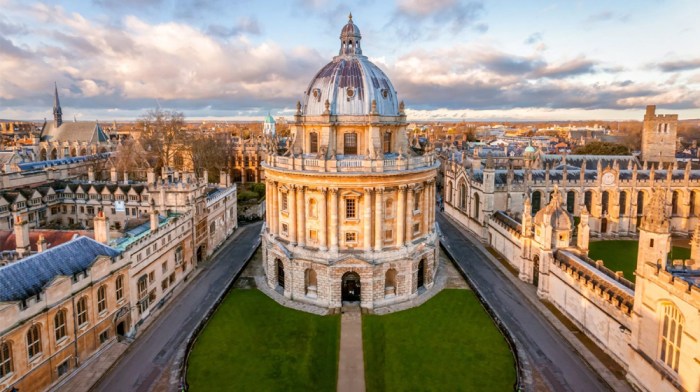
[93,0,163,8]
[391,0,485,39]
[524,32,542,45]
[585,11,630,24]
[535,56,598,79]
[207,17,262,37]
[658,58,700,72]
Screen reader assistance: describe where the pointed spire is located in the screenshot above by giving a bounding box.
[640,187,670,234]
[53,82,63,127]
[348,12,352,21]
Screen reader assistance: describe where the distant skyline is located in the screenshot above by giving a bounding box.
[1,0,699,122]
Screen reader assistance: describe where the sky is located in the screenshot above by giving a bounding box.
[1,0,699,122]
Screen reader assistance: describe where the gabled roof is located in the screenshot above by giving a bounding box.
[0,236,121,302]
[40,121,109,143]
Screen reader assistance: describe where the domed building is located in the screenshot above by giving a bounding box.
[261,14,439,309]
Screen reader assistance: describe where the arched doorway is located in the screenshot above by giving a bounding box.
[116,321,125,336]
[601,217,608,234]
[417,259,425,290]
[276,259,285,289]
[533,255,540,287]
[196,245,205,263]
[341,271,361,302]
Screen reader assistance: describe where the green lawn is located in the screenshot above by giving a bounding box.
[187,289,341,391]
[363,289,516,392]
[588,240,690,283]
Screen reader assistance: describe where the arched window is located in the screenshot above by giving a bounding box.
[39,148,47,161]
[0,341,12,378]
[77,297,88,326]
[473,193,480,219]
[660,303,684,372]
[276,259,285,289]
[414,189,421,211]
[459,182,467,210]
[532,191,542,214]
[384,268,397,297]
[566,191,576,214]
[308,198,317,218]
[671,191,679,216]
[637,191,645,215]
[54,310,67,341]
[691,191,697,216]
[584,191,593,213]
[343,132,357,155]
[26,325,41,359]
[70,147,77,157]
[619,191,627,217]
[97,285,107,313]
[304,269,317,297]
[80,148,87,156]
[601,191,610,215]
[383,131,391,153]
[309,132,318,154]
[115,275,124,301]
[417,259,425,289]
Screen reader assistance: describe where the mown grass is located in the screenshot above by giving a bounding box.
[362,289,516,392]
[187,289,340,391]
[588,240,690,282]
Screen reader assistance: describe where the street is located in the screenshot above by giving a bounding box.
[91,222,263,392]
[437,213,612,392]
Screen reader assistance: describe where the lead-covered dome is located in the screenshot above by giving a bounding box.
[302,14,399,117]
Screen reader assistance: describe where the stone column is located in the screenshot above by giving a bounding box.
[265,180,271,232]
[397,185,406,247]
[406,186,414,245]
[320,188,328,251]
[374,187,383,251]
[297,186,306,247]
[277,186,283,235]
[289,186,297,245]
[422,184,429,237]
[330,188,339,252]
[271,181,278,235]
[364,188,373,251]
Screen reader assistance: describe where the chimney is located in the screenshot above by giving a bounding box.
[14,215,30,257]
[36,234,47,253]
[150,209,159,232]
[110,166,118,182]
[94,209,110,244]
[219,170,229,187]
[88,166,95,182]
[147,168,156,184]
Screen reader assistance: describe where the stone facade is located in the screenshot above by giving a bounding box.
[260,16,439,310]
[641,105,678,163]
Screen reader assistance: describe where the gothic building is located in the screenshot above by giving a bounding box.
[261,15,439,309]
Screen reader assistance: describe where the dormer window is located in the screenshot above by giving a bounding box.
[347,88,354,99]
[381,89,389,99]
[309,132,318,154]
[312,88,321,102]
[343,132,357,155]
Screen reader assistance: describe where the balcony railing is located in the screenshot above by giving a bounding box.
[264,153,438,173]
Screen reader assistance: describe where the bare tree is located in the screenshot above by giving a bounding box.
[137,109,186,173]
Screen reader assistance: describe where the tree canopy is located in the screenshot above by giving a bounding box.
[572,141,630,155]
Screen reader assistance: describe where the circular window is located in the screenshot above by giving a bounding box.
[347,88,354,98]
[382,89,388,99]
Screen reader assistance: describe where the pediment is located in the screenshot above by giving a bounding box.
[333,255,372,267]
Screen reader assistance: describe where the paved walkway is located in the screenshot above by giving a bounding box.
[48,339,129,392]
[337,305,365,392]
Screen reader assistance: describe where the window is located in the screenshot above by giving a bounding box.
[281,192,288,212]
[309,230,318,243]
[77,297,88,326]
[345,232,357,243]
[383,131,391,153]
[650,239,654,247]
[690,191,697,216]
[384,199,393,218]
[210,222,216,235]
[619,192,627,217]
[413,222,420,234]
[309,132,318,154]
[414,190,421,211]
[473,193,480,219]
[99,331,109,345]
[57,360,70,377]
[282,223,289,236]
[0,342,12,378]
[97,286,107,313]
[671,191,679,216]
[169,273,175,285]
[384,229,393,242]
[149,271,155,283]
[54,310,67,341]
[343,132,358,155]
[175,246,183,265]
[115,275,124,301]
[660,304,683,372]
[161,279,169,291]
[637,191,645,215]
[584,191,592,213]
[532,191,542,214]
[26,325,41,359]
[345,198,357,219]
[308,198,317,218]
[601,191,609,215]
[566,191,576,214]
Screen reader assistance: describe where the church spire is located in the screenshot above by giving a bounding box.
[53,82,63,127]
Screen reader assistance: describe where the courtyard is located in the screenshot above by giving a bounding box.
[588,240,691,283]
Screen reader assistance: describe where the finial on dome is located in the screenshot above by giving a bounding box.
[349,12,352,21]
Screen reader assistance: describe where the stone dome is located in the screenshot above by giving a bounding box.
[533,190,572,231]
[301,14,399,117]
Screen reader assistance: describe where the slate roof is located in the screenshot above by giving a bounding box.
[40,121,109,143]
[0,230,93,252]
[0,236,121,302]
